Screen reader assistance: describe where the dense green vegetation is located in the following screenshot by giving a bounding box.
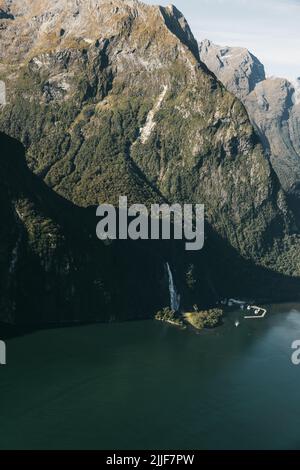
[1,1,300,326]
[155,307,224,331]
[155,308,185,328]
[184,309,224,330]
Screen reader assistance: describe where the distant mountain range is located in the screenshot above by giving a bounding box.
[199,39,300,202]
[1,0,300,325]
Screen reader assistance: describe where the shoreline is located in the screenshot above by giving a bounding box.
[1,300,300,340]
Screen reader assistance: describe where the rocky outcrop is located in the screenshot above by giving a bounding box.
[199,39,300,199]
[247,78,300,200]
[199,39,266,100]
[1,1,300,324]
[0,80,5,105]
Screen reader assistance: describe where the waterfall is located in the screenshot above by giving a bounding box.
[0,340,6,365]
[166,262,181,312]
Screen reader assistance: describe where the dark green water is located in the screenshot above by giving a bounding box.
[1,303,300,450]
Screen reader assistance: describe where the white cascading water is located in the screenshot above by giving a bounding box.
[166,263,181,312]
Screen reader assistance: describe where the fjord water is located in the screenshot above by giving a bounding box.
[1,304,300,450]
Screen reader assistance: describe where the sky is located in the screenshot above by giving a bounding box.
[144,0,300,80]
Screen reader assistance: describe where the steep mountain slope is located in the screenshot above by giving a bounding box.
[199,39,266,101]
[199,39,300,200]
[2,130,300,326]
[1,0,300,324]
[0,131,175,324]
[247,78,300,201]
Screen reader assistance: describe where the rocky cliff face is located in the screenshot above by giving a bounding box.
[1,0,300,325]
[247,78,300,201]
[199,39,300,200]
[199,39,266,101]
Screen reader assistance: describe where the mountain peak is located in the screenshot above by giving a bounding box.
[0,0,199,66]
[159,3,199,60]
[199,39,266,100]
[199,38,300,198]
[1,0,300,324]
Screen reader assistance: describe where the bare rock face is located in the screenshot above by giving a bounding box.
[1,1,300,323]
[246,77,300,198]
[0,80,5,105]
[199,39,266,101]
[199,39,300,199]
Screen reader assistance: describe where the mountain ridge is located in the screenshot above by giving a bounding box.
[1,1,300,324]
[199,39,300,200]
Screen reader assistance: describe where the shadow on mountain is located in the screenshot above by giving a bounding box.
[1,132,300,332]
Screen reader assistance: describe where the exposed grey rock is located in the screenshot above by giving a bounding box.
[199,39,300,198]
[0,80,5,105]
[199,39,266,101]
[247,77,300,198]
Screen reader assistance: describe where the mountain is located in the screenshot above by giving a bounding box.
[1,0,300,325]
[199,39,266,101]
[199,39,300,201]
[0,131,177,324]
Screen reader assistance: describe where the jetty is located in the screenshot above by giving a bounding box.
[244,306,267,319]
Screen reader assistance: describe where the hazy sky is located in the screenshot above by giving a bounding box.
[144,0,300,80]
